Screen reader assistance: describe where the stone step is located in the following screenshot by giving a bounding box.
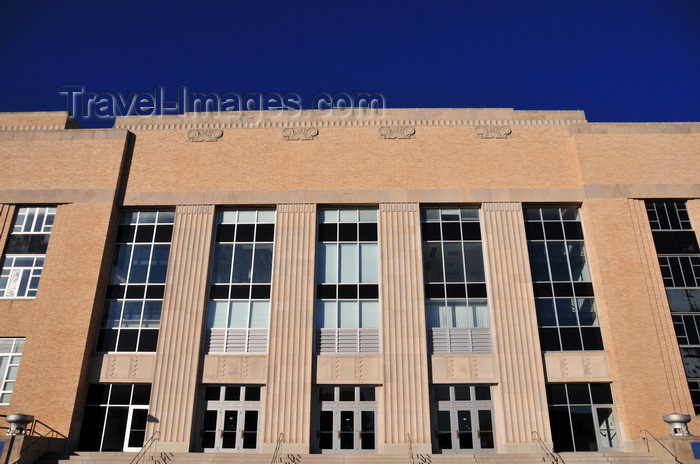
[35,451,665,464]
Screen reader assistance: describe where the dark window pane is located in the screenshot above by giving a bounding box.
[590,383,613,404]
[563,222,584,240]
[536,299,557,326]
[467,283,487,298]
[201,431,215,449]
[549,406,574,452]
[573,282,595,297]
[581,327,604,350]
[653,231,699,254]
[358,223,377,241]
[138,330,159,352]
[245,386,261,401]
[116,225,136,243]
[339,386,355,401]
[567,384,591,404]
[231,285,251,299]
[106,284,125,299]
[132,384,151,405]
[525,222,544,240]
[318,223,337,242]
[255,223,275,242]
[225,386,241,401]
[134,225,154,243]
[422,243,444,283]
[86,384,110,405]
[96,329,118,352]
[539,328,561,351]
[235,224,255,242]
[461,222,481,240]
[454,385,470,400]
[78,406,106,451]
[319,386,334,402]
[446,284,466,298]
[434,386,450,401]
[544,222,564,240]
[553,283,574,297]
[559,328,582,350]
[110,384,132,405]
[358,284,379,299]
[210,285,230,299]
[126,285,146,299]
[463,242,485,282]
[570,405,597,451]
[337,284,357,299]
[145,285,165,299]
[474,385,491,400]
[130,409,148,430]
[5,235,30,254]
[442,243,465,282]
[102,408,129,450]
[216,224,236,242]
[421,222,441,241]
[425,284,445,299]
[359,387,375,401]
[317,284,336,299]
[26,234,50,254]
[205,386,220,401]
[338,223,357,241]
[441,222,461,240]
[117,330,138,352]
[154,225,173,242]
[212,244,233,283]
[547,242,570,280]
[534,283,553,297]
[546,384,567,404]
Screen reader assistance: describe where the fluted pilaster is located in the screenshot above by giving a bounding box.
[482,202,549,450]
[262,204,316,452]
[379,203,431,452]
[148,205,215,450]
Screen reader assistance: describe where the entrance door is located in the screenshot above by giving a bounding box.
[433,385,495,453]
[200,385,262,452]
[317,386,376,453]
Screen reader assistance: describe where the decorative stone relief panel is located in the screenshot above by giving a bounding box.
[475,125,512,139]
[201,355,268,383]
[430,354,497,383]
[187,128,224,142]
[282,127,319,140]
[379,126,416,139]
[315,355,382,383]
[89,353,155,382]
[544,352,611,382]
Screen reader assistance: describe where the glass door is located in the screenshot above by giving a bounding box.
[200,385,261,452]
[432,385,495,453]
[316,386,376,453]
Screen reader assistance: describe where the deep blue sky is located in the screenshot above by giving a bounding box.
[1,0,699,128]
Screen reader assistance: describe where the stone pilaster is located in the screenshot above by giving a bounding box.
[261,204,316,453]
[379,203,432,453]
[482,202,550,452]
[147,205,215,451]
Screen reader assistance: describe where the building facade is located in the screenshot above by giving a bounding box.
[0,108,699,460]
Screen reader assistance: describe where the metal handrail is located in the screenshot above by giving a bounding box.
[532,430,564,464]
[270,432,284,464]
[407,433,414,464]
[640,429,684,464]
[130,430,160,464]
